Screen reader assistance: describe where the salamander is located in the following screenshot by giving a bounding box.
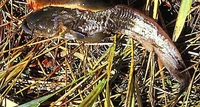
[22,5,191,102]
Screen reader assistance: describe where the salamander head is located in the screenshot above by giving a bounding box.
[22,6,78,38]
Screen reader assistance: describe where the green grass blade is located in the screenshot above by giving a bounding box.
[78,79,106,107]
[172,0,192,41]
[18,75,87,107]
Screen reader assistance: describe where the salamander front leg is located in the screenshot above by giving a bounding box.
[65,30,111,42]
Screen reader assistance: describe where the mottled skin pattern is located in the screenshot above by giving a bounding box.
[22,5,191,102]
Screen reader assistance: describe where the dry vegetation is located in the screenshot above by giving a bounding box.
[0,0,199,107]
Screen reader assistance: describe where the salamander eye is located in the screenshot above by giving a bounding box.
[39,24,46,29]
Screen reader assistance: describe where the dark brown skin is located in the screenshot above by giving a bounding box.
[22,5,191,103]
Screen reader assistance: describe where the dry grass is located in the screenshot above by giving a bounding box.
[0,0,199,107]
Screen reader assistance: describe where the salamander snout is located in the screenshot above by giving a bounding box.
[22,19,32,34]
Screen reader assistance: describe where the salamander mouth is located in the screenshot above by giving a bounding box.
[22,19,32,34]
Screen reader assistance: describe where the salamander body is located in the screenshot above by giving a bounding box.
[22,5,191,101]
